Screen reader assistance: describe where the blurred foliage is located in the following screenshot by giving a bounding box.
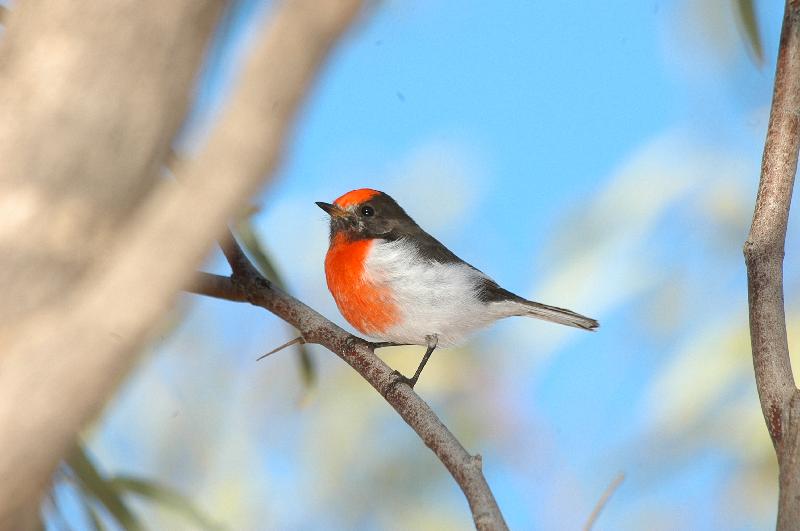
[66,445,142,530]
[109,477,221,531]
[45,444,217,530]
[734,0,764,65]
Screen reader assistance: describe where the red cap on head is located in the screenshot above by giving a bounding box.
[333,188,380,208]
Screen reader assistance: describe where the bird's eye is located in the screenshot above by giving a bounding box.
[360,205,375,217]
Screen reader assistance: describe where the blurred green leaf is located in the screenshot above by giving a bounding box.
[734,0,764,66]
[82,501,107,531]
[60,482,107,531]
[44,492,68,531]
[66,445,142,531]
[235,213,316,388]
[109,476,222,531]
[234,212,279,280]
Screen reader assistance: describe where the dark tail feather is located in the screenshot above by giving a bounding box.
[519,300,599,331]
[479,279,598,330]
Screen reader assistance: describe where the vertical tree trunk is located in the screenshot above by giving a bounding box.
[744,1,800,528]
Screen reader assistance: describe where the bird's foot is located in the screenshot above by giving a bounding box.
[388,369,417,390]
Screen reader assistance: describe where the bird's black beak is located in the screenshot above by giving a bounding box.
[316,201,347,218]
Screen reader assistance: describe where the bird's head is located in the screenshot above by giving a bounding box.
[316,188,416,241]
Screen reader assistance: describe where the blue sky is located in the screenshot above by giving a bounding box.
[68,1,799,530]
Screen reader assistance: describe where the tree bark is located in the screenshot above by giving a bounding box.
[744,1,800,528]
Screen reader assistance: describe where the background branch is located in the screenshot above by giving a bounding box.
[190,271,247,303]
[189,233,510,531]
[744,0,800,527]
[583,473,624,531]
[0,1,362,527]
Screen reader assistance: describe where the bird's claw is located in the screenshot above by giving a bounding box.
[388,369,417,390]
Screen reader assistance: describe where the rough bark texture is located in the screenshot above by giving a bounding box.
[0,1,362,528]
[191,235,510,531]
[744,1,800,528]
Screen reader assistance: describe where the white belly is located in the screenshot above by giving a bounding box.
[363,238,503,346]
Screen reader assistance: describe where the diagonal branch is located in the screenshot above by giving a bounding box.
[189,235,509,531]
[583,473,624,531]
[744,1,800,528]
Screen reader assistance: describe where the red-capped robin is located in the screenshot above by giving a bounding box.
[317,188,598,387]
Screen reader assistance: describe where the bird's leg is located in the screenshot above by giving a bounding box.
[390,335,438,389]
[410,334,438,386]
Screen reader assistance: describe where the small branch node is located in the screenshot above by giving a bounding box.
[471,454,483,469]
[383,370,413,397]
[344,335,360,352]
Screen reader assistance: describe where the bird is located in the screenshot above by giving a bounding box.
[317,188,598,388]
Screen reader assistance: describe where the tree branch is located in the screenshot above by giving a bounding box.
[583,473,624,531]
[189,236,510,531]
[744,1,800,528]
[190,272,247,302]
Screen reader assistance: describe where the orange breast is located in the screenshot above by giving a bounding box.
[324,234,399,335]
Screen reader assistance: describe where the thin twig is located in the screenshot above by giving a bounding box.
[583,473,624,531]
[193,236,509,531]
[744,1,800,528]
[257,336,305,361]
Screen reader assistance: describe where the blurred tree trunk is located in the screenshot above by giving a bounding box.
[0,1,222,322]
[0,3,223,527]
[0,0,362,528]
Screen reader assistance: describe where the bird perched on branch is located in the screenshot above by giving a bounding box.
[317,188,598,388]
